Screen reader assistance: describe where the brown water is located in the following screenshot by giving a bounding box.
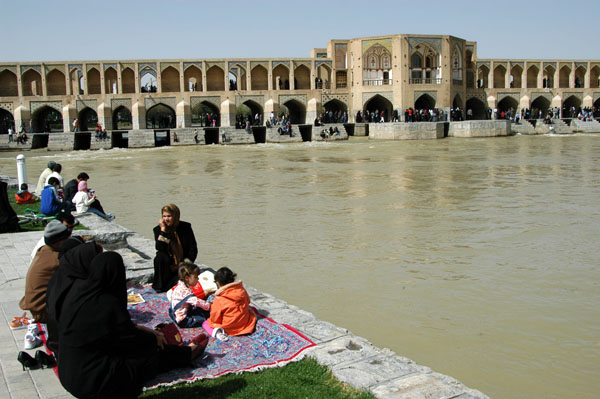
[2,135,599,399]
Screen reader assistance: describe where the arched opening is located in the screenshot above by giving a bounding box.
[493,65,506,88]
[527,65,539,88]
[0,109,14,134]
[452,47,463,83]
[69,68,83,95]
[206,66,225,91]
[161,66,180,93]
[79,107,98,131]
[230,65,247,91]
[316,64,331,88]
[191,102,220,127]
[365,94,393,122]
[574,66,585,88]
[591,66,600,89]
[242,100,262,125]
[453,94,463,109]
[122,67,135,93]
[87,68,101,94]
[562,95,581,118]
[414,94,436,111]
[594,98,600,116]
[510,65,522,88]
[45,69,66,96]
[228,72,237,90]
[0,70,18,96]
[531,96,551,118]
[497,97,519,117]
[22,69,42,96]
[294,65,310,89]
[559,66,571,88]
[272,64,290,90]
[466,98,487,120]
[140,69,157,92]
[543,66,555,88]
[477,65,489,88]
[281,100,306,124]
[323,99,347,123]
[32,106,62,132]
[112,106,132,130]
[251,65,268,90]
[146,104,176,129]
[104,67,118,94]
[184,65,202,92]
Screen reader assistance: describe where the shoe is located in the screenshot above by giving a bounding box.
[10,314,32,330]
[26,323,39,336]
[35,350,56,369]
[24,331,42,350]
[214,328,229,342]
[17,351,40,371]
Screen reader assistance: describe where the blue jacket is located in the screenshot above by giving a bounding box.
[40,185,61,216]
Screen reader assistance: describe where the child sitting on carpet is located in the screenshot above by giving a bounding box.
[202,267,256,341]
[170,262,211,328]
[15,183,37,204]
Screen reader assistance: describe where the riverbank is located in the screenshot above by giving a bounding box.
[0,214,489,399]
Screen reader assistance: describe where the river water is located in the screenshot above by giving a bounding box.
[2,135,599,399]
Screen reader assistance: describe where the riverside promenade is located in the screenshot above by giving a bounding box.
[0,214,489,399]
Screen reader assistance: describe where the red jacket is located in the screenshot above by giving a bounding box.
[15,191,37,204]
[208,281,256,336]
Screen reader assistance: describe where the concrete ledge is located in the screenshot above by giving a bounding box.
[369,122,444,140]
[449,120,510,137]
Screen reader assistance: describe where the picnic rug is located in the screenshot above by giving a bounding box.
[128,284,316,390]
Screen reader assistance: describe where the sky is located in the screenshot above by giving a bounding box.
[1,0,598,62]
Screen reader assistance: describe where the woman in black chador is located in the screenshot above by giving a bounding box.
[56,251,204,399]
[152,204,198,292]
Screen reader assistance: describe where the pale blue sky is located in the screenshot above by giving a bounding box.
[1,0,598,62]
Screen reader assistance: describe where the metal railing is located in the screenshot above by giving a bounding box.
[363,79,392,86]
[336,83,347,89]
[409,78,442,84]
[452,79,463,86]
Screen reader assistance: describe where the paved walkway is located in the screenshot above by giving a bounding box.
[0,216,489,399]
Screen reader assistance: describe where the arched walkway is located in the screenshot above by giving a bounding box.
[0,70,18,96]
[559,66,571,88]
[22,69,42,96]
[79,107,98,131]
[497,97,518,116]
[46,69,66,96]
[251,65,268,90]
[206,66,224,91]
[323,99,347,122]
[32,106,62,132]
[122,67,135,93]
[563,96,581,118]
[104,67,118,94]
[466,98,487,120]
[594,98,600,117]
[282,100,306,124]
[113,106,132,130]
[294,65,310,89]
[184,65,202,92]
[87,68,101,95]
[161,66,180,92]
[494,65,506,88]
[242,100,263,124]
[527,65,539,88]
[191,102,220,127]
[272,64,289,90]
[531,96,551,118]
[147,104,175,128]
[414,94,435,110]
[365,94,393,122]
[140,69,157,92]
[0,109,14,134]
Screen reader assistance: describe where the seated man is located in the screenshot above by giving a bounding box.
[30,211,76,261]
[40,177,64,216]
[20,220,71,323]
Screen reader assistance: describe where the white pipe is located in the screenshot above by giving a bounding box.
[16,154,27,189]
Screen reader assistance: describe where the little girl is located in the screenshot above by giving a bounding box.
[202,267,256,341]
[170,262,211,328]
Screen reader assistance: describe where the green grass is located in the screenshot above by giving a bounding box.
[8,188,88,231]
[141,357,374,399]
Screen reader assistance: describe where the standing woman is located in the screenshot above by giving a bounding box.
[152,204,198,292]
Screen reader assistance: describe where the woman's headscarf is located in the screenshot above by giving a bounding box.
[161,204,180,230]
[161,204,183,264]
[59,251,131,347]
[77,180,88,192]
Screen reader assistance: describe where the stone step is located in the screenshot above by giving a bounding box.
[511,120,537,135]
[570,119,600,133]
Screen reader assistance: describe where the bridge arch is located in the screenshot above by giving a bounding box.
[242,100,263,122]
[294,65,310,89]
[147,104,175,128]
[531,96,551,118]
[192,101,220,127]
[251,65,268,90]
[281,99,306,124]
[365,94,393,121]
[272,64,289,90]
[510,64,522,88]
[32,105,62,132]
[559,65,571,88]
[543,65,555,88]
[161,66,180,93]
[562,95,581,117]
[122,67,135,93]
[69,68,83,95]
[140,68,157,92]
[316,64,331,88]
[46,69,66,96]
[206,66,224,91]
[87,68,101,94]
[324,99,347,113]
[184,65,202,92]
[104,67,117,94]
[493,64,506,88]
[466,98,487,120]
[527,65,539,88]
[574,65,586,88]
[0,108,14,134]
[591,66,600,88]
[0,70,18,96]
[79,107,98,131]
[477,64,489,88]
[497,96,518,115]
[414,93,435,110]
[22,68,42,96]
[112,106,132,130]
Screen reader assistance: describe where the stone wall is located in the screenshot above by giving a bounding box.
[127,129,156,148]
[369,122,445,140]
[449,120,510,138]
[47,132,75,151]
[170,128,204,146]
